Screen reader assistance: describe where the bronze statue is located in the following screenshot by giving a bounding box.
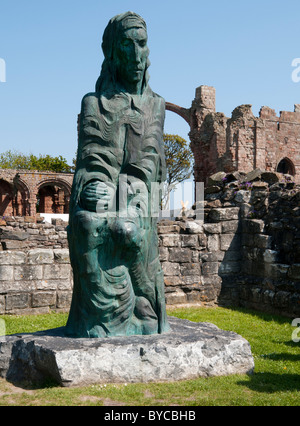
[65,12,170,338]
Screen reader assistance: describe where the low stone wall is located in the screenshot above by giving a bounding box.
[0,248,72,315]
[160,169,300,317]
[0,169,299,317]
[0,217,72,314]
[0,216,68,251]
[158,212,240,306]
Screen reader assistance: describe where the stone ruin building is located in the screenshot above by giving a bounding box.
[0,170,73,218]
[166,85,300,185]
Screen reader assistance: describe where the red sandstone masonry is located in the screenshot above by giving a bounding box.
[0,170,73,217]
[166,85,300,185]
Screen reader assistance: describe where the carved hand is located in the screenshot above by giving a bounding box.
[80,180,110,212]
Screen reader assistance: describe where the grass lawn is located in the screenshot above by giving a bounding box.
[0,306,299,406]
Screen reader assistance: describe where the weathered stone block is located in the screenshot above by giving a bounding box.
[159,246,169,262]
[0,240,28,250]
[202,262,219,275]
[209,207,240,222]
[165,289,187,305]
[48,234,59,241]
[0,251,26,265]
[57,291,72,309]
[221,220,240,234]
[157,224,180,234]
[57,279,73,291]
[5,293,30,311]
[58,231,68,239]
[43,264,71,280]
[207,234,219,251]
[0,266,14,281]
[0,280,36,293]
[53,249,70,264]
[27,229,40,235]
[207,171,227,186]
[181,234,199,248]
[182,275,202,286]
[220,234,240,251]
[201,251,225,262]
[161,262,180,276]
[36,280,57,291]
[181,263,201,276]
[0,229,29,241]
[198,234,207,248]
[163,276,183,287]
[169,248,192,263]
[32,291,56,308]
[161,235,181,247]
[203,223,221,234]
[28,249,54,265]
[234,190,251,204]
[185,221,203,234]
[191,250,200,263]
[14,265,43,281]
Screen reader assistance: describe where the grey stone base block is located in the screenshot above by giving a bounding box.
[0,317,254,387]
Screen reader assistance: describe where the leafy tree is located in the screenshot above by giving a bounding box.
[0,150,74,173]
[162,134,193,209]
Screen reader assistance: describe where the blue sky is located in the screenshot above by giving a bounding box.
[0,0,300,166]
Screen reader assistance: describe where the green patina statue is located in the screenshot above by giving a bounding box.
[65,12,170,338]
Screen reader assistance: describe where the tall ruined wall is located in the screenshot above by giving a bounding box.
[0,170,299,318]
[188,86,300,185]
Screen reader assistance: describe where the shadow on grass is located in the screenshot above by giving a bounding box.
[220,305,293,325]
[260,352,300,362]
[238,372,300,393]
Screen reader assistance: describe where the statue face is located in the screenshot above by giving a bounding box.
[114,26,149,92]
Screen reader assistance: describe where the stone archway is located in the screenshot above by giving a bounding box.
[277,158,296,176]
[0,177,30,217]
[37,180,71,215]
[13,175,31,216]
[165,102,191,126]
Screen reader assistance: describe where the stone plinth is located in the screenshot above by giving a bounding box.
[0,317,254,387]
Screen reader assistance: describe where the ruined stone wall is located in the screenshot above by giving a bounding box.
[160,169,300,317]
[0,170,299,317]
[186,86,300,185]
[0,169,73,217]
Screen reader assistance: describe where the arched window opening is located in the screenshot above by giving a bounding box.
[37,184,70,214]
[277,158,295,176]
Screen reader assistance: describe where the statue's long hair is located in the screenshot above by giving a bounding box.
[95,12,151,95]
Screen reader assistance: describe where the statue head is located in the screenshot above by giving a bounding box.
[96,12,150,95]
